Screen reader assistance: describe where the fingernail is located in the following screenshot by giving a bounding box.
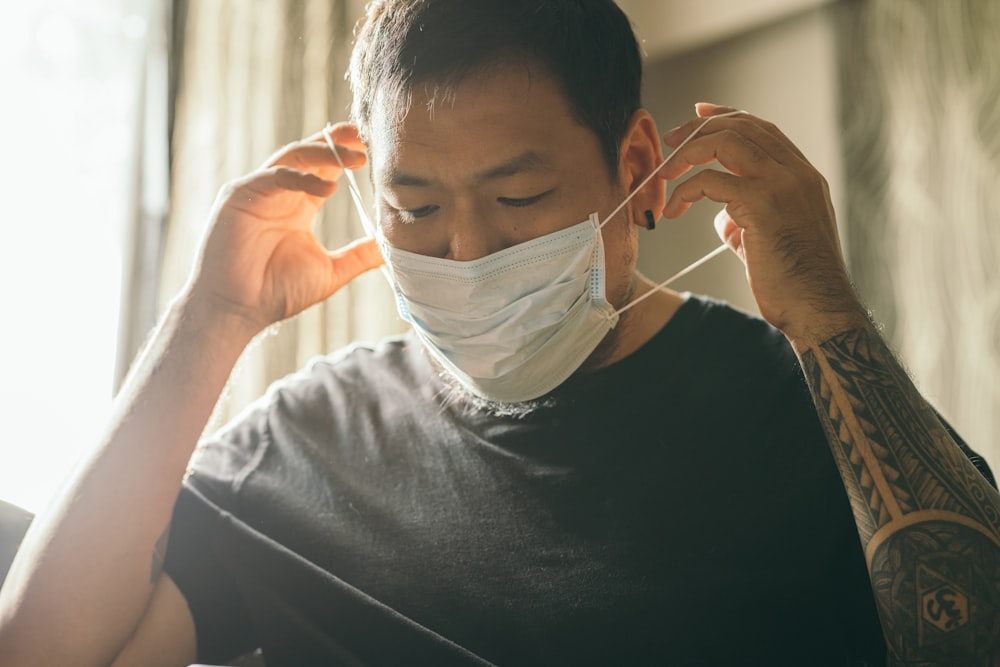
[695,102,724,117]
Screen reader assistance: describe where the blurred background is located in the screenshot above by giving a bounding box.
[0,0,997,516]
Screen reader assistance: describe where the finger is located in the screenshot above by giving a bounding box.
[226,167,337,207]
[715,112,809,164]
[664,113,806,166]
[263,121,366,170]
[271,167,339,198]
[265,141,367,175]
[265,136,367,166]
[746,115,809,164]
[658,129,780,181]
[275,143,367,172]
[663,113,744,147]
[662,168,745,219]
[307,122,366,151]
[696,102,739,118]
[327,237,385,287]
[696,104,810,164]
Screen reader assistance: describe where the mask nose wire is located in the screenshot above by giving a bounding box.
[598,109,747,229]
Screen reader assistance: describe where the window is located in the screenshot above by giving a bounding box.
[0,0,151,513]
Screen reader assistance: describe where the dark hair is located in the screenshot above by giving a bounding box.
[348,0,643,174]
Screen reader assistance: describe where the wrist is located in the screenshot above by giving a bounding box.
[782,301,873,353]
[169,286,264,351]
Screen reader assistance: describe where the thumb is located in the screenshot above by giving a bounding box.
[326,237,385,289]
[714,207,744,258]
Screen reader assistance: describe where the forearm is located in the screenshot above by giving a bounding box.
[0,290,258,667]
[793,324,1000,665]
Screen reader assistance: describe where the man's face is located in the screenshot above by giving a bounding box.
[366,62,638,308]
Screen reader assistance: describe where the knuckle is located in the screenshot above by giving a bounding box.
[817,173,831,194]
[760,119,781,136]
[775,168,798,189]
[218,176,250,201]
[218,181,237,199]
[723,129,767,163]
[797,169,828,198]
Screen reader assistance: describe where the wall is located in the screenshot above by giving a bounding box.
[618,0,834,61]
[633,2,998,475]
[635,5,843,315]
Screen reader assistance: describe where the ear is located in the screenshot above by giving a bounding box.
[618,109,666,227]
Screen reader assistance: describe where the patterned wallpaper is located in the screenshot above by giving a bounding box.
[838,0,1000,471]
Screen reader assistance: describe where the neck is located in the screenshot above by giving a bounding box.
[580,272,685,373]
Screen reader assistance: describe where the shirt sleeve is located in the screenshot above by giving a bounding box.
[163,480,259,664]
[162,397,276,664]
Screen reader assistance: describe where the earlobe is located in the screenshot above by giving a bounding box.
[620,109,667,226]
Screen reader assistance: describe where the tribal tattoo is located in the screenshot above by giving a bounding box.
[800,328,1000,665]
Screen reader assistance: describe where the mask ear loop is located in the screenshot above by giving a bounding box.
[322,124,377,237]
[598,109,746,228]
[321,124,395,286]
[599,109,747,316]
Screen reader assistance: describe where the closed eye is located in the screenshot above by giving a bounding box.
[497,190,553,208]
[402,205,439,219]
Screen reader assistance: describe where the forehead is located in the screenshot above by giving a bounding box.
[366,63,604,187]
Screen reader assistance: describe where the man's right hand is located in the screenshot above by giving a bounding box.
[0,124,384,667]
[186,122,384,334]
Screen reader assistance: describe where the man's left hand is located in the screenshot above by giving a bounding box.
[660,102,869,346]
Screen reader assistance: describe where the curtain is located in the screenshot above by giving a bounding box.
[838,0,1000,471]
[161,0,404,429]
[114,0,171,392]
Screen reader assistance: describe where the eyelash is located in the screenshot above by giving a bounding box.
[403,192,551,219]
[497,192,549,208]
[404,205,439,219]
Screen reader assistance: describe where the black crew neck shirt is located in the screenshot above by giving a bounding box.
[164,295,994,666]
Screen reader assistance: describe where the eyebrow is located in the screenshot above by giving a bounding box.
[385,150,551,188]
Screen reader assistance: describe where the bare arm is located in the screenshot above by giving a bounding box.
[661,103,1000,664]
[0,124,382,667]
[0,291,255,667]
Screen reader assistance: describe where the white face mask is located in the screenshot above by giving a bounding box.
[384,212,618,403]
[322,111,743,404]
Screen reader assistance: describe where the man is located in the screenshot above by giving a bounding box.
[1,1,997,665]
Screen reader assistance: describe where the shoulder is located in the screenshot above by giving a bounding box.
[661,293,802,385]
[678,293,789,351]
[579,292,812,434]
[271,333,427,405]
[227,332,428,420]
[186,332,433,497]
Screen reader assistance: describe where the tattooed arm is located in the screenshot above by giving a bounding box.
[661,104,1000,664]
[797,324,1000,665]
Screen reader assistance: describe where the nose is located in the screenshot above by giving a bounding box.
[444,204,506,261]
